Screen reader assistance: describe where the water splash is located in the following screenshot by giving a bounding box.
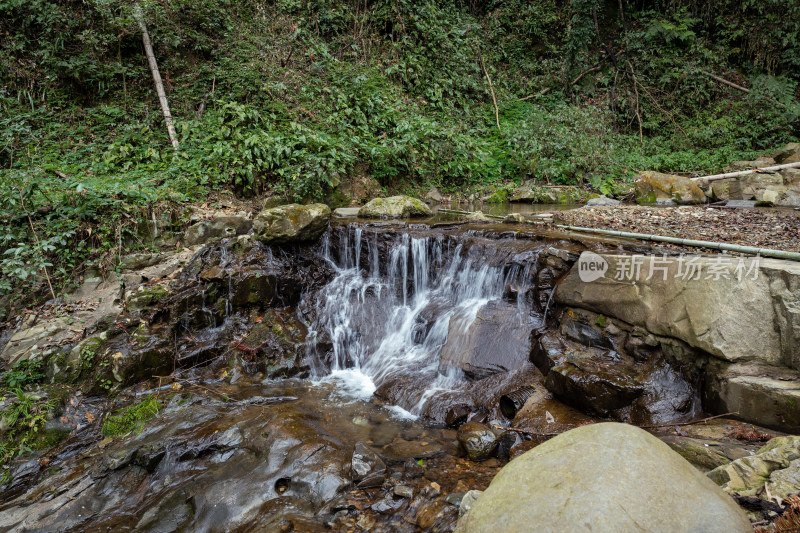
[307,224,540,415]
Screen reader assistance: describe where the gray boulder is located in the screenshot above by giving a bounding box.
[358,196,432,218]
[556,253,800,371]
[184,216,252,246]
[455,423,751,533]
[253,204,331,244]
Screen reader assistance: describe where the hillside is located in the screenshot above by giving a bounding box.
[1,0,799,305]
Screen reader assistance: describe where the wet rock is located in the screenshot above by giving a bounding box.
[494,431,523,461]
[403,458,424,478]
[708,436,800,499]
[561,318,612,349]
[456,422,498,462]
[125,283,169,311]
[455,423,751,533]
[459,490,482,517]
[635,171,706,204]
[371,496,405,514]
[393,485,414,498]
[253,203,331,244]
[439,301,534,379]
[446,493,464,506]
[533,332,697,424]
[351,442,387,488]
[445,405,471,427]
[415,500,450,529]
[184,216,252,246]
[382,439,446,462]
[237,309,309,378]
[357,195,432,218]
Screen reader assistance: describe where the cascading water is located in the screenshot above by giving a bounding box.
[307,224,541,418]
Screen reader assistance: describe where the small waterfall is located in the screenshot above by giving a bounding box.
[307,224,540,416]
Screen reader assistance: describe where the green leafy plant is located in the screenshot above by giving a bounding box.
[1,360,45,389]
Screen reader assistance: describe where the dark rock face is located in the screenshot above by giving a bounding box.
[532,310,701,426]
[237,308,309,378]
[439,301,534,379]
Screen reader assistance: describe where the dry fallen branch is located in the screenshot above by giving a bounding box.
[702,70,786,108]
[640,412,739,429]
[477,46,501,131]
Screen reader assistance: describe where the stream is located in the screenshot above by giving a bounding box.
[0,219,711,532]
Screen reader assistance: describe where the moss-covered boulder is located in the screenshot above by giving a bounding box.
[357,196,432,218]
[635,171,706,204]
[708,436,800,498]
[253,203,331,244]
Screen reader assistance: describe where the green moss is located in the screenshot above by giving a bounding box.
[101,396,160,438]
[127,285,170,311]
[595,315,607,328]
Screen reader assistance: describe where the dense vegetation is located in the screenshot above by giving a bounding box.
[1,0,799,304]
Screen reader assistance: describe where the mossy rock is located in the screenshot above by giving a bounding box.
[358,195,432,218]
[253,203,331,244]
[126,285,170,311]
[237,309,309,378]
[635,171,706,205]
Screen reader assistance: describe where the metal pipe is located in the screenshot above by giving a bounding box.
[438,208,505,220]
[691,161,800,185]
[555,224,800,261]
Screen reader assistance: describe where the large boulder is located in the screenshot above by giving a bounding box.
[556,253,800,371]
[357,196,432,218]
[455,423,751,533]
[635,171,706,204]
[253,203,331,244]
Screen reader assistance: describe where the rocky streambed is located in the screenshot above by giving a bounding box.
[1,202,799,532]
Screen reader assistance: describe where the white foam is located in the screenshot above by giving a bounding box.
[317,368,377,400]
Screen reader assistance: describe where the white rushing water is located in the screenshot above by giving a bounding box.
[308,225,538,415]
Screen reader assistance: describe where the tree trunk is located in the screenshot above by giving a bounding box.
[136,10,179,149]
